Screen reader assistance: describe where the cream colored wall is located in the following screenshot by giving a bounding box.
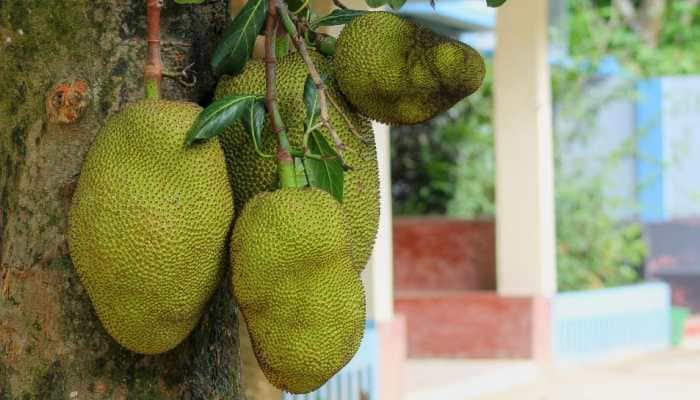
[494,0,557,296]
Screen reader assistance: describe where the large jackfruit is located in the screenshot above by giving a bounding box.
[231,188,365,394]
[215,52,379,272]
[334,12,486,125]
[68,100,233,354]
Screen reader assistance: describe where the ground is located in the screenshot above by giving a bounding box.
[477,345,700,400]
[404,342,700,400]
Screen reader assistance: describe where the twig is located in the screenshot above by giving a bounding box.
[332,0,349,9]
[327,94,369,145]
[162,63,197,87]
[266,0,297,188]
[277,4,350,169]
[144,0,164,99]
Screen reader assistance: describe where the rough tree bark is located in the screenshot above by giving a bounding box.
[0,1,243,398]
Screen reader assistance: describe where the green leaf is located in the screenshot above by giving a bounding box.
[242,99,268,156]
[486,0,507,7]
[305,131,344,202]
[185,94,259,145]
[294,157,310,187]
[318,35,337,56]
[310,9,370,29]
[303,73,331,132]
[211,0,268,76]
[286,0,309,13]
[389,0,407,10]
[303,75,321,131]
[275,34,290,59]
[174,0,206,4]
[365,0,388,8]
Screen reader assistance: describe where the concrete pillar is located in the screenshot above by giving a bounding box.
[494,0,557,297]
[363,122,395,322]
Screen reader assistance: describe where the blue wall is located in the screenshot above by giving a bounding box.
[552,282,671,362]
[635,79,665,222]
[557,75,700,222]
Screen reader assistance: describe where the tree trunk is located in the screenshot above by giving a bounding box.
[0,1,242,398]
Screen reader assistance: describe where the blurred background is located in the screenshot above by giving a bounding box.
[285,0,700,399]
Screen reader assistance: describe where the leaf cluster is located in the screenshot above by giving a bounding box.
[179,0,507,200]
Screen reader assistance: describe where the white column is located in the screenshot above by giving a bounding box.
[363,122,395,321]
[494,0,557,296]
[332,0,395,321]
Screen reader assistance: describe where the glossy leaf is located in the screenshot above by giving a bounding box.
[305,131,344,202]
[211,0,268,76]
[286,0,309,13]
[389,0,407,10]
[303,75,321,131]
[275,34,290,59]
[310,9,369,29]
[242,99,267,156]
[303,74,332,132]
[294,157,310,187]
[486,0,507,7]
[365,0,388,8]
[185,94,258,145]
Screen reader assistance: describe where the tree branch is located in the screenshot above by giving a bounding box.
[612,0,642,32]
[332,0,349,10]
[639,0,667,47]
[277,3,353,169]
[327,95,369,145]
[266,0,297,188]
[144,0,163,99]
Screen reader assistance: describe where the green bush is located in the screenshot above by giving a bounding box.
[391,67,495,217]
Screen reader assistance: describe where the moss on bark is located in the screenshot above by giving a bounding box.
[0,1,241,398]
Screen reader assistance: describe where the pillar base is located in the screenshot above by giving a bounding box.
[395,291,551,361]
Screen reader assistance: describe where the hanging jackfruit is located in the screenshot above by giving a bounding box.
[68,100,233,354]
[215,52,379,272]
[334,11,486,125]
[231,188,365,394]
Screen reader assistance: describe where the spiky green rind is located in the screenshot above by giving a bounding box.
[215,52,379,272]
[68,100,234,354]
[231,188,365,394]
[334,12,486,125]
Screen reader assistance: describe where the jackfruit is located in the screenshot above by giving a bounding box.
[333,12,486,125]
[215,52,379,272]
[68,100,233,354]
[231,188,365,394]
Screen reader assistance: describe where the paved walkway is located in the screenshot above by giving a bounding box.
[404,359,539,400]
[477,346,700,400]
[404,343,700,400]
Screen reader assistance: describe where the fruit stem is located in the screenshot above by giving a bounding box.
[265,0,297,189]
[144,0,163,100]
